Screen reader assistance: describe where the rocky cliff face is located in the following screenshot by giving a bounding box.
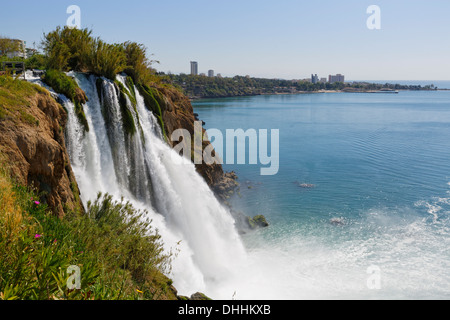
[153,85,239,199]
[0,80,83,217]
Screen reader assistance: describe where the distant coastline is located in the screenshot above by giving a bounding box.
[166,74,447,100]
[190,88,449,101]
[187,86,448,101]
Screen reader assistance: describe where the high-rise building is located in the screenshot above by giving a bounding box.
[311,74,319,84]
[190,61,198,76]
[208,70,214,77]
[328,74,345,83]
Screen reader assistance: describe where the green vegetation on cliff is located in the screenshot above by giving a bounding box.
[0,76,44,126]
[137,84,167,141]
[40,26,169,137]
[0,157,176,300]
[42,26,161,85]
[114,80,137,137]
[42,69,89,132]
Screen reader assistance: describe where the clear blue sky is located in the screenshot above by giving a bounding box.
[1,0,449,80]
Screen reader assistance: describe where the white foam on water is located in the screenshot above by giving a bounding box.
[222,206,450,300]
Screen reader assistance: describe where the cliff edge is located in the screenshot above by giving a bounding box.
[0,77,83,217]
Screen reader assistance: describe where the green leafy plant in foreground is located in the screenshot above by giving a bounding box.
[0,161,175,300]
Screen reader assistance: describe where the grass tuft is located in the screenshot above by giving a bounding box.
[0,75,45,125]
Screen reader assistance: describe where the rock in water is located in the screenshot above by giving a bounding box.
[294,181,316,189]
[300,183,315,188]
[330,217,345,226]
[247,215,269,229]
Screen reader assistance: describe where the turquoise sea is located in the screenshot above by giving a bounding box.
[193,90,450,299]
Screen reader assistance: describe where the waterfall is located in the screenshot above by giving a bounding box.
[68,74,126,202]
[60,73,247,297]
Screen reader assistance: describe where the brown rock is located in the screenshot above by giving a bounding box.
[189,292,212,300]
[155,86,233,196]
[0,85,84,217]
[74,87,88,104]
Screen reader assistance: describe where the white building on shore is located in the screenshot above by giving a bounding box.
[0,39,27,59]
[328,74,345,83]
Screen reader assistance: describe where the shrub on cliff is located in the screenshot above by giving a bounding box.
[122,41,160,85]
[42,27,126,80]
[41,26,159,84]
[42,69,79,100]
[40,26,170,136]
[25,54,47,70]
[42,69,89,132]
[85,39,127,80]
[42,27,94,72]
[0,159,175,300]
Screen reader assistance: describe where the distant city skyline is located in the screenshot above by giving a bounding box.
[1,0,449,80]
[186,64,348,83]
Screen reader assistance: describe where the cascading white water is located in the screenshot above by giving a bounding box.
[132,81,247,293]
[69,73,126,203]
[60,73,247,298]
